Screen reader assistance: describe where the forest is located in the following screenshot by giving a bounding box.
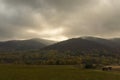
[0,50,119,69]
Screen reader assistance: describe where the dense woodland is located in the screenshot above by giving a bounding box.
[0,50,120,68]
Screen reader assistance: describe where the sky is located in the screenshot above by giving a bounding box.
[0,0,120,41]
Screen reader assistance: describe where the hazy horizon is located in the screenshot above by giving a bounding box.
[0,0,120,41]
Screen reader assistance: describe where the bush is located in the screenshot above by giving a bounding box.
[84,63,96,69]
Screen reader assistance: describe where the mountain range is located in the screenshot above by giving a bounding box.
[0,38,56,51]
[0,37,120,54]
[43,37,120,54]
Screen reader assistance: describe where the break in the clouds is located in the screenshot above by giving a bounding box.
[0,0,120,41]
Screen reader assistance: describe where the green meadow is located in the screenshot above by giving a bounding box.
[0,65,120,80]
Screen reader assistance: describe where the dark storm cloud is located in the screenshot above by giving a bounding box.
[0,0,120,41]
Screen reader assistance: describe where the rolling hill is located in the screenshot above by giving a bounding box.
[43,37,120,54]
[83,37,120,48]
[0,37,120,54]
[110,38,120,45]
[0,38,56,51]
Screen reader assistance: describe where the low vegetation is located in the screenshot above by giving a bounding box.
[0,65,119,80]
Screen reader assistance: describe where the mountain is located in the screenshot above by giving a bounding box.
[82,36,119,48]
[43,37,120,54]
[110,38,120,45]
[28,38,56,45]
[1,37,120,54]
[0,38,56,51]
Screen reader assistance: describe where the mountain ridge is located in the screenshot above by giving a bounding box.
[42,37,120,54]
[0,38,56,51]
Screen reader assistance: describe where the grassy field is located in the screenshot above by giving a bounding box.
[0,65,120,80]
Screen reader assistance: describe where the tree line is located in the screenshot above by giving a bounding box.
[0,50,119,68]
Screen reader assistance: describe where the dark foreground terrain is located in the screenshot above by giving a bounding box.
[0,65,120,80]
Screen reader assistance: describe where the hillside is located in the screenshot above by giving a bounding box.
[82,37,120,48]
[0,37,120,65]
[110,38,120,45]
[43,37,120,54]
[0,37,120,53]
[0,38,56,51]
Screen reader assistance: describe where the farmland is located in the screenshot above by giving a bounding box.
[0,65,120,80]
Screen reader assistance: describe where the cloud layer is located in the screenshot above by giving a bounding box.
[0,0,120,41]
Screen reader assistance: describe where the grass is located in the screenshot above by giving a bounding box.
[0,65,120,80]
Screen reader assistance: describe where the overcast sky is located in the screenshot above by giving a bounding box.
[0,0,120,41]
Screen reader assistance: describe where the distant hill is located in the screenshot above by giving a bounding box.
[0,38,56,51]
[82,37,120,48]
[1,37,120,54]
[110,38,120,45]
[43,37,120,54]
[28,38,56,45]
